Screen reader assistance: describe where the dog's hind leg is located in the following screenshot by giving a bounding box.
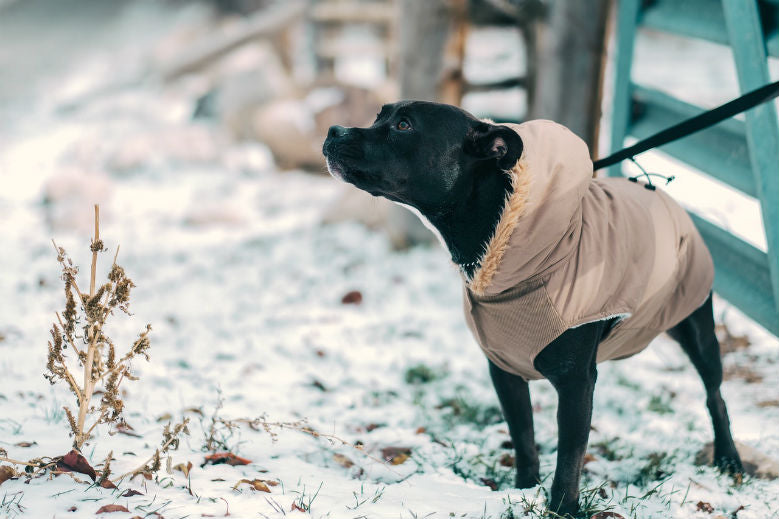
[488,360,539,488]
[533,320,612,516]
[667,293,743,474]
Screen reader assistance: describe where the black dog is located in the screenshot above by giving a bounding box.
[322,101,742,515]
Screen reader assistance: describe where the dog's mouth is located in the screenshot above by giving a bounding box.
[325,157,346,181]
[324,138,407,200]
[325,156,389,197]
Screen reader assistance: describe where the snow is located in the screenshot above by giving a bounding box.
[0,2,778,519]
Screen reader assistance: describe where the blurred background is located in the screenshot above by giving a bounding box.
[2,0,777,327]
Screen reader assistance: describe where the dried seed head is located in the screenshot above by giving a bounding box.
[85,285,107,322]
[150,450,161,472]
[65,407,78,438]
[90,239,105,253]
[130,325,152,361]
[108,264,125,283]
[64,288,77,337]
[98,451,113,483]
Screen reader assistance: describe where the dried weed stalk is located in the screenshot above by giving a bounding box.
[120,418,190,481]
[45,205,151,450]
[239,415,397,470]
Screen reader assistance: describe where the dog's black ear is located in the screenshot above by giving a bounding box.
[465,123,524,170]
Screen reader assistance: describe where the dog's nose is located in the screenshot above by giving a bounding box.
[327,125,348,139]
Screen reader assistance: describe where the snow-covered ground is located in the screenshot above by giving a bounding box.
[1,2,778,518]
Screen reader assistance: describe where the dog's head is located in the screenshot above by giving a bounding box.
[322,101,523,215]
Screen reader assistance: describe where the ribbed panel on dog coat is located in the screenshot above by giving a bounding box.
[462,120,714,380]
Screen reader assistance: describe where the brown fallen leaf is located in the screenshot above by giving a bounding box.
[113,422,141,438]
[381,447,411,465]
[757,400,779,408]
[96,504,130,514]
[0,465,16,486]
[723,365,763,384]
[583,453,598,466]
[415,426,426,434]
[203,452,251,466]
[68,506,77,512]
[480,477,498,491]
[14,441,37,448]
[333,453,354,468]
[310,379,327,392]
[715,323,751,354]
[58,450,97,481]
[589,513,625,519]
[99,478,117,489]
[291,502,306,512]
[232,478,277,492]
[173,461,193,477]
[156,413,172,423]
[499,453,514,467]
[696,501,715,514]
[121,489,144,497]
[341,290,363,305]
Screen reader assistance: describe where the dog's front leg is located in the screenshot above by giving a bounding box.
[533,321,611,516]
[488,360,539,488]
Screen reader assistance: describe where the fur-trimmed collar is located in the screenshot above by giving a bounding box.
[465,157,531,296]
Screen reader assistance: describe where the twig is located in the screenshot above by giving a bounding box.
[0,456,38,468]
[83,409,109,438]
[89,205,99,295]
[76,205,101,448]
[50,240,89,308]
[56,312,84,357]
[234,417,401,474]
[117,421,189,481]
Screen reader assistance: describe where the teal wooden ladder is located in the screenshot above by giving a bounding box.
[610,0,779,334]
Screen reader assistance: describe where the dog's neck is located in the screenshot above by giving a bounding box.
[426,166,512,279]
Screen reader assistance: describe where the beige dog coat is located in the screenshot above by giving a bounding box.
[462,120,713,380]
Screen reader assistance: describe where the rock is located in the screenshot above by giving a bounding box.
[251,98,324,170]
[251,84,392,171]
[695,441,779,479]
[215,42,297,138]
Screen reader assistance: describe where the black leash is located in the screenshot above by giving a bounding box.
[593,80,779,171]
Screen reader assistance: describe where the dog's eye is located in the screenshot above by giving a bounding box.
[396,119,412,131]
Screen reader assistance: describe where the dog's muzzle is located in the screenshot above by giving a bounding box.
[323,125,356,182]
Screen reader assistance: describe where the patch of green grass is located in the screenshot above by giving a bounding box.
[0,491,26,519]
[291,482,323,513]
[437,393,503,428]
[647,395,674,415]
[590,438,625,462]
[615,374,641,391]
[447,445,515,491]
[632,452,672,486]
[42,402,65,424]
[404,363,442,384]
[0,419,23,435]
